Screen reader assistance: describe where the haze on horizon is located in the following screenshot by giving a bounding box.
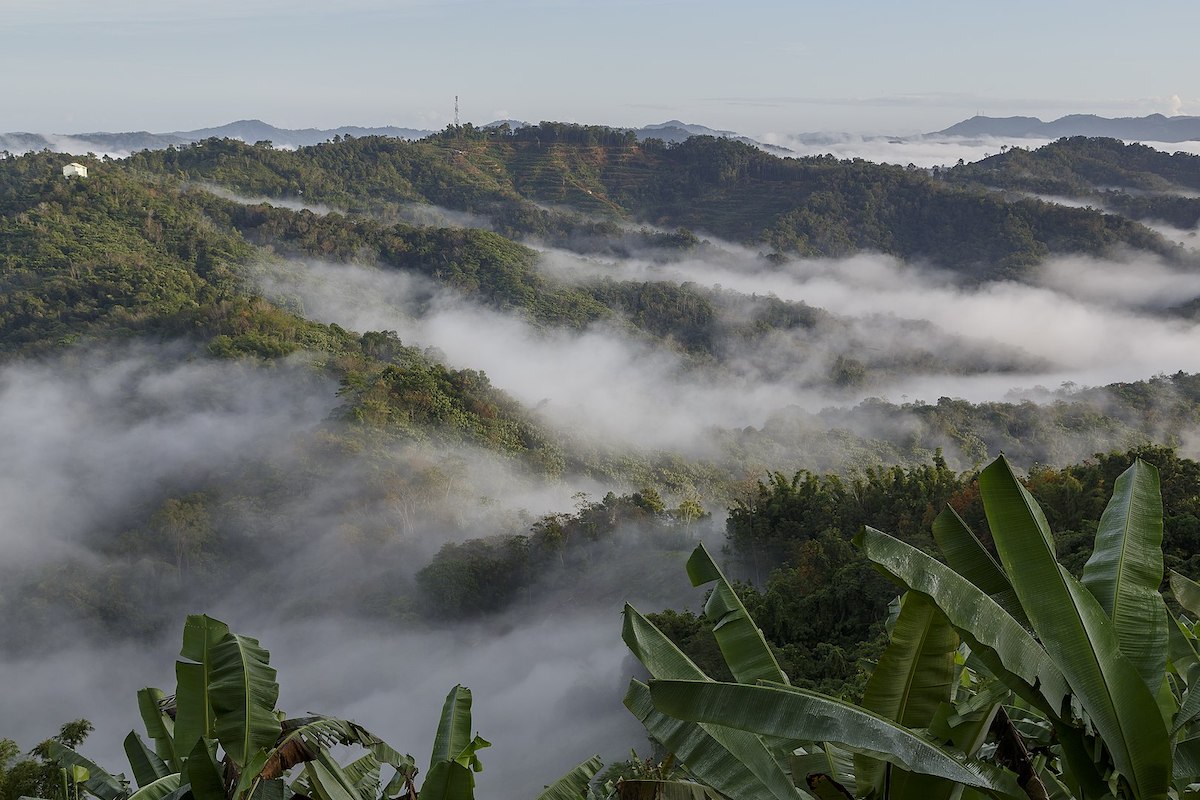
[5,0,1200,138]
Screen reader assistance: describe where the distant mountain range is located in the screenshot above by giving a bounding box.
[933,113,1200,142]
[0,118,794,158]
[0,119,435,156]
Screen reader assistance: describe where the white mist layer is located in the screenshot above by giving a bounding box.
[0,348,335,566]
[756,135,1200,169]
[257,243,1200,459]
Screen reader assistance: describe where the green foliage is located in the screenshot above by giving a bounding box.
[416,490,688,617]
[632,453,1200,799]
[0,721,93,800]
[37,615,510,800]
[124,132,1177,271]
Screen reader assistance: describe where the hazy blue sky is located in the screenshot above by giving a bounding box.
[5,0,1198,136]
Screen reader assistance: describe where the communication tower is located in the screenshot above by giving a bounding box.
[454,96,459,127]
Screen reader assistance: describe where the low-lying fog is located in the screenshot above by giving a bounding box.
[757,134,1200,168]
[8,201,1200,798]
[254,241,1200,457]
[0,344,714,797]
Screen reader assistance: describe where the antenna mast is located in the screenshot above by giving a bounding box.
[454,96,459,127]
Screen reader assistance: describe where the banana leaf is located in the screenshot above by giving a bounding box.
[622,606,801,800]
[802,774,853,800]
[209,631,281,769]
[625,681,801,800]
[535,755,603,800]
[250,781,284,800]
[175,615,231,759]
[648,680,1022,797]
[1172,571,1200,618]
[184,738,224,800]
[855,526,1069,715]
[126,774,182,800]
[419,761,475,800]
[430,686,477,767]
[979,456,1170,800]
[123,732,170,788]
[932,506,1029,629]
[303,756,360,800]
[855,593,960,798]
[791,745,856,797]
[1080,459,1168,694]
[614,780,724,800]
[136,688,180,773]
[231,750,271,800]
[44,742,127,800]
[686,544,788,686]
[342,753,381,800]
[1176,734,1200,784]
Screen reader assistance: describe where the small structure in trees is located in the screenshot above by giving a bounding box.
[62,162,87,178]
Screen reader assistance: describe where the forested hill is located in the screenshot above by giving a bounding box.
[6,145,1200,481]
[947,136,1200,231]
[125,125,1177,278]
[949,137,1200,194]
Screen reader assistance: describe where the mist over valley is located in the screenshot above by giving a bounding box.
[7,98,1200,798]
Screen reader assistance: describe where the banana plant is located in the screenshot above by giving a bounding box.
[624,544,1020,799]
[854,457,1186,800]
[630,455,1200,800]
[37,614,493,800]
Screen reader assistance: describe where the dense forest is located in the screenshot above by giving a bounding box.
[124,128,1182,278]
[947,137,1200,248]
[5,128,1200,798]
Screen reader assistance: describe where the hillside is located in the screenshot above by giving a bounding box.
[124,126,1180,278]
[8,127,1200,797]
[947,136,1200,236]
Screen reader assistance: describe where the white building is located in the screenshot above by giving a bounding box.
[62,162,88,178]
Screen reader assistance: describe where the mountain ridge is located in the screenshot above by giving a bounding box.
[935,112,1200,142]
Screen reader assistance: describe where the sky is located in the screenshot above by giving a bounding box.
[4,0,1200,137]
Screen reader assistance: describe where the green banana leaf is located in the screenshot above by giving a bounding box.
[855,526,1069,715]
[802,774,853,800]
[136,688,180,773]
[979,456,1170,800]
[249,781,284,800]
[231,749,271,800]
[622,606,801,800]
[175,615,230,760]
[1176,684,1200,735]
[303,755,360,800]
[1080,459,1169,694]
[685,544,789,686]
[860,593,959,727]
[1176,734,1200,784]
[932,506,1029,629]
[613,780,724,800]
[340,753,381,800]
[430,686,475,766]
[1172,571,1200,618]
[855,593,961,799]
[126,773,182,800]
[44,742,127,800]
[123,731,171,788]
[184,738,224,800]
[534,755,603,800]
[624,681,801,800]
[208,630,281,769]
[419,761,475,800]
[791,746,856,797]
[648,680,1021,797]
